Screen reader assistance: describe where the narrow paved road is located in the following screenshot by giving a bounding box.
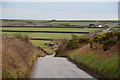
[31,53,95,78]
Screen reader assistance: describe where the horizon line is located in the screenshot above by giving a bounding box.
[0,18,118,21]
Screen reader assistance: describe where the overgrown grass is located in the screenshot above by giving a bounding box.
[67,53,119,78]
[2,36,46,78]
[56,51,119,78]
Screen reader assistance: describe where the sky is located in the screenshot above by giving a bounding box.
[1,2,119,20]
[1,0,119,2]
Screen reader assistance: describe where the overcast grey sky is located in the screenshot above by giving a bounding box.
[2,0,119,2]
[2,2,118,20]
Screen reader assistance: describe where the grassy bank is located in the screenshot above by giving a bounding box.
[2,35,46,78]
[55,44,119,78]
[55,31,120,79]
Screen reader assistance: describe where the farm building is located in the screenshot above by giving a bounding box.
[96,24,102,27]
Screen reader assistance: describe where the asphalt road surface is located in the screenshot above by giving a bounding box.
[31,52,95,78]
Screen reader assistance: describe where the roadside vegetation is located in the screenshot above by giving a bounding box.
[2,33,58,78]
[55,31,120,79]
[2,34,46,79]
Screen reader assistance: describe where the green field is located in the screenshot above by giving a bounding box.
[3,27,97,47]
[50,21,118,27]
[2,19,118,27]
[2,32,85,47]
[2,27,101,40]
[3,19,117,47]
[2,26,103,47]
[50,22,97,26]
[2,32,85,39]
[30,40,51,47]
[2,27,101,32]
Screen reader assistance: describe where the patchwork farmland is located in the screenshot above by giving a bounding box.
[1,19,118,47]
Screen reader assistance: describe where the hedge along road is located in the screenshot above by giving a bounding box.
[2,30,89,34]
[30,52,96,79]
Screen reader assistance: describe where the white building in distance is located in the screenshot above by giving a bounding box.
[96,24,102,27]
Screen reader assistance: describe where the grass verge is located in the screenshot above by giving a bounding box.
[55,44,119,79]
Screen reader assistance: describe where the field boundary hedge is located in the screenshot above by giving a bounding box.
[1,26,104,28]
[2,30,90,34]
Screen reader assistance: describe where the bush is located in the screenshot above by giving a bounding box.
[89,23,95,27]
[71,34,79,39]
[79,38,90,43]
[103,44,108,51]
[67,38,90,50]
[93,36,100,43]
[55,39,69,54]
[13,33,30,42]
[13,33,23,40]
[68,31,120,51]
[90,42,93,48]
[24,35,30,42]
[67,38,79,50]
[116,31,120,41]
[91,31,120,51]
[103,38,117,51]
